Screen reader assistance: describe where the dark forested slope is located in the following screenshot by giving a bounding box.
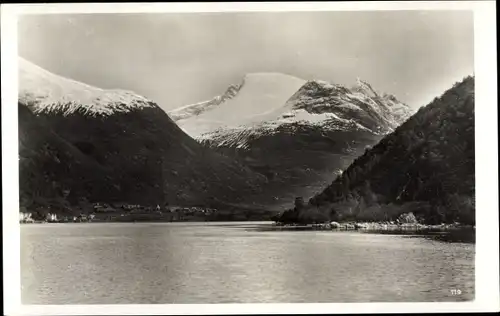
[18,58,268,215]
[301,76,475,224]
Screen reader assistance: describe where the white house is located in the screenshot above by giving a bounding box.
[46,213,58,222]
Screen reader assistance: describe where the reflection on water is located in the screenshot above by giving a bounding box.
[21,222,474,304]
[361,228,475,244]
[251,224,475,244]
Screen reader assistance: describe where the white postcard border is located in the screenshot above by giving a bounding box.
[2,1,498,315]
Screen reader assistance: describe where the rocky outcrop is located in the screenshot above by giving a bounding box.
[330,221,341,228]
[397,212,418,224]
[354,223,369,229]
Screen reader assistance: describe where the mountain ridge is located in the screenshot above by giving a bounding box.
[173,73,413,138]
[19,57,158,117]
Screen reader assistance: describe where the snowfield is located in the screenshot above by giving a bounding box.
[173,72,413,149]
[18,57,157,117]
[169,84,242,121]
[173,72,306,136]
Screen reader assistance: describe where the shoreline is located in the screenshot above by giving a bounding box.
[19,218,270,224]
[271,222,475,231]
[20,220,475,231]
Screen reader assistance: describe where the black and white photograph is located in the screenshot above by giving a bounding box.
[2,1,499,315]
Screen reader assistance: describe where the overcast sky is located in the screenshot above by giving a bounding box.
[18,11,474,111]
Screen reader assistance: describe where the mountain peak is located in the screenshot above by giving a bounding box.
[309,79,336,89]
[353,77,379,98]
[285,77,413,134]
[18,57,157,117]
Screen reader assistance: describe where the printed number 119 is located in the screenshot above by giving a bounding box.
[451,289,462,295]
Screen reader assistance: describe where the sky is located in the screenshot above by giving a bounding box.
[18,11,474,111]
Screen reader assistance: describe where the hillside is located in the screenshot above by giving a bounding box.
[179,75,412,208]
[302,76,475,225]
[18,102,121,213]
[18,58,268,215]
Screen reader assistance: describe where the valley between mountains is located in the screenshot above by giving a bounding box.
[18,57,474,225]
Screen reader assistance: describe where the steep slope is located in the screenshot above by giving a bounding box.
[307,76,475,224]
[178,75,412,208]
[18,57,267,214]
[18,102,121,213]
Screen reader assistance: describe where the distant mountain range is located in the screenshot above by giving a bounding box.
[170,73,413,207]
[172,74,412,137]
[18,57,268,214]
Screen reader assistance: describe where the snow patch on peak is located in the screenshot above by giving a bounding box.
[310,79,336,89]
[273,109,374,133]
[197,108,377,150]
[284,77,413,134]
[18,57,157,117]
[175,72,306,136]
[169,82,243,121]
[277,109,335,125]
[353,77,379,98]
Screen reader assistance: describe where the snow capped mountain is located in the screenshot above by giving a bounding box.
[18,57,157,117]
[182,74,413,206]
[352,77,379,98]
[173,74,413,143]
[17,58,268,211]
[195,77,413,149]
[169,83,243,121]
[199,109,374,150]
[172,72,306,136]
[285,79,413,134]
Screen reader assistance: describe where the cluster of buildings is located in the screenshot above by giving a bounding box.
[19,212,34,223]
[92,202,218,215]
[164,206,218,215]
[19,212,59,223]
[19,203,219,223]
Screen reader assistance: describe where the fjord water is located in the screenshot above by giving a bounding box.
[21,222,474,304]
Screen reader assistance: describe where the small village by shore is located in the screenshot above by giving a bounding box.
[19,203,221,224]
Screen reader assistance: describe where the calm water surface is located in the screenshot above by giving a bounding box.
[21,222,475,304]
